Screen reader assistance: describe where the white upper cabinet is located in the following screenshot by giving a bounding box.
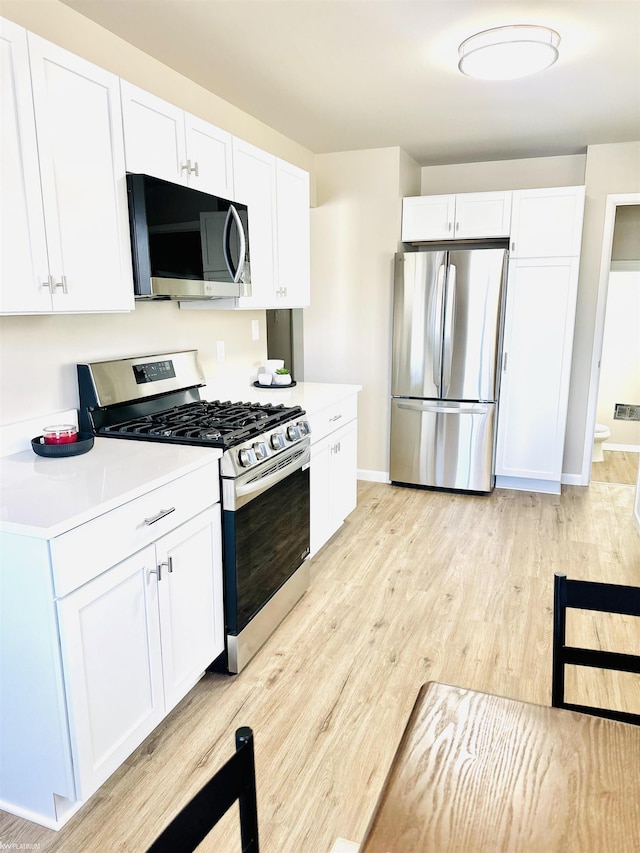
[231,137,278,307]
[402,191,512,242]
[509,186,585,257]
[275,158,311,307]
[120,81,234,199]
[1,21,133,314]
[1,20,50,313]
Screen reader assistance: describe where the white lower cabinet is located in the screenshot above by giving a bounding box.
[57,507,222,801]
[0,462,223,828]
[309,395,358,557]
[495,257,580,492]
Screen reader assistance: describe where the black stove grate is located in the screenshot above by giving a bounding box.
[98,400,304,448]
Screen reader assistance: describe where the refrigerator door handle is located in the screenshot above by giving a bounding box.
[441,264,456,396]
[432,264,446,391]
[397,401,491,415]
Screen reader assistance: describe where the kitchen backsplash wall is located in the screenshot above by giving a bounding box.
[0,305,267,427]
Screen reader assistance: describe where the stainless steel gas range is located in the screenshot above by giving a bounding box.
[78,350,310,673]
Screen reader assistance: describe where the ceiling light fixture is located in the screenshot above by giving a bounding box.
[458,25,560,80]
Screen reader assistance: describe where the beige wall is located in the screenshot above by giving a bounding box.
[0,305,267,427]
[421,155,586,194]
[612,205,640,263]
[596,271,640,447]
[564,141,640,476]
[305,148,420,475]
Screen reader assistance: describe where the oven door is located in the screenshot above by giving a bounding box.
[222,442,310,672]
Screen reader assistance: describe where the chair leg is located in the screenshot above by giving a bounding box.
[552,573,567,708]
[236,727,259,853]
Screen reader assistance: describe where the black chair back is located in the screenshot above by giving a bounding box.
[552,573,640,725]
[147,726,259,852]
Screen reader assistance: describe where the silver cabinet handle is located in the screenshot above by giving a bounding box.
[503,352,508,373]
[150,564,162,581]
[329,414,342,423]
[191,161,199,176]
[159,557,173,574]
[44,275,68,293]
[143,507,176,525]
[511,241,515,252]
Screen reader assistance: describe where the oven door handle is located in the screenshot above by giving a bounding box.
[230,446,310,509]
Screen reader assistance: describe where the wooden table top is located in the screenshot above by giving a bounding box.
[359,681,640,853]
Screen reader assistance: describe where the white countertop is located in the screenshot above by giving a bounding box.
[0,381,359,540]
[201,379,362,412]
[0,438,220,539]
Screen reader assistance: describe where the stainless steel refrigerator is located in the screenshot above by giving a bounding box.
[390,247,507,493]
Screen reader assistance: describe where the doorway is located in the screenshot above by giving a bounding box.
[585,196,640,486]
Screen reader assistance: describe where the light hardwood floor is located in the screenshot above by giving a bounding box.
[1,481,639,852]
[591,449,640,485]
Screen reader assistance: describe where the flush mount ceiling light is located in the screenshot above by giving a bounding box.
[458,25,560,80]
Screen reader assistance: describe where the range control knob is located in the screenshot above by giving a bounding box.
[287,424,301,441]
[270,432,285,450]
[252,441,268,460]
[238,447,257,468]
[297,420,310,436]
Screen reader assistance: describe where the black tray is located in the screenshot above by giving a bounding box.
[253,380,297,389]
[31,432,95,458]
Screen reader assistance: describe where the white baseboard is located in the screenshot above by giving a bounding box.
[357,468,390,483]
[603,443,640,453]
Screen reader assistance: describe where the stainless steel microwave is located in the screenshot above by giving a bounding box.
[127,173,251,300]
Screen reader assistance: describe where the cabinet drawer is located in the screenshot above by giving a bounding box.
[50,462,220,597]
[308,395,358,444]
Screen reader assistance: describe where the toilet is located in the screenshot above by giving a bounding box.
[593,423,611,463]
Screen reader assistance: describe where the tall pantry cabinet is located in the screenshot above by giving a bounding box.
[494,186,586,493]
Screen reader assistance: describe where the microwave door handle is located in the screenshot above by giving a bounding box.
[223,205,246,284]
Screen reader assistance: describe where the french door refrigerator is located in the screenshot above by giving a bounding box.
[390,247,507,493]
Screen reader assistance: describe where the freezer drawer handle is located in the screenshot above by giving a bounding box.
[397,402,491,415]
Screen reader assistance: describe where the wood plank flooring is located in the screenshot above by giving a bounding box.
[591,449,640,484]
[1,481,639,853]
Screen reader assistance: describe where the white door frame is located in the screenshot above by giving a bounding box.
[580,192,640,483]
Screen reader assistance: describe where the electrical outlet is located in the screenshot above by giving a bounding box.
[251,319,260,341]
[216,340,225,363]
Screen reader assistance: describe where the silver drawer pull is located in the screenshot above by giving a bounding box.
[144,507,176,526]
[329,414,342,422]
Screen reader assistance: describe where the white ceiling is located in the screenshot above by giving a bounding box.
[61,0,640,166]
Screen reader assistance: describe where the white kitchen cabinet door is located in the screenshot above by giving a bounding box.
[495,257,580,485]
[121,81,234,198]
[28,33,133,312]
[310,418,358,557]
[232,137,278,307]
[310,439,332,557]
[184,113,234,198]
[510,186,585,258]
[0,20,51,313]
[329,419,358,531]
[156,506,224,713]
[275,158,311,307]
[56,546,165,801]
[120,81,187,184]
[454,191,512,239]
[402,195,455,241]
[402,192,511,242]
